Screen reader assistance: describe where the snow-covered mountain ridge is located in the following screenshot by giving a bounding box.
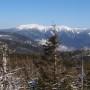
[15,24,47,31]
[1,24,90,51]
[15,24,87,32]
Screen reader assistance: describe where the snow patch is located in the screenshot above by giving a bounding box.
[38,39,47,45]
[0,35,10,37]
[77,31,80,34]
[51,31,55,35]
[88,33,90,36]
[58,45,75,51]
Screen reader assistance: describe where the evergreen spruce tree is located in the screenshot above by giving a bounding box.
[36,24,61,90]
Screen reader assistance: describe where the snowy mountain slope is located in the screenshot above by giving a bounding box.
[0,24,90,51]
[13,24,88,39]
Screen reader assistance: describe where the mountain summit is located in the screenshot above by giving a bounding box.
[15,24,47,31]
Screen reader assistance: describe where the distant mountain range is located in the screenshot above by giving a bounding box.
[0,24,90,52]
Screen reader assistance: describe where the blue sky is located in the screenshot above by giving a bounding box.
[0,0,90,28]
